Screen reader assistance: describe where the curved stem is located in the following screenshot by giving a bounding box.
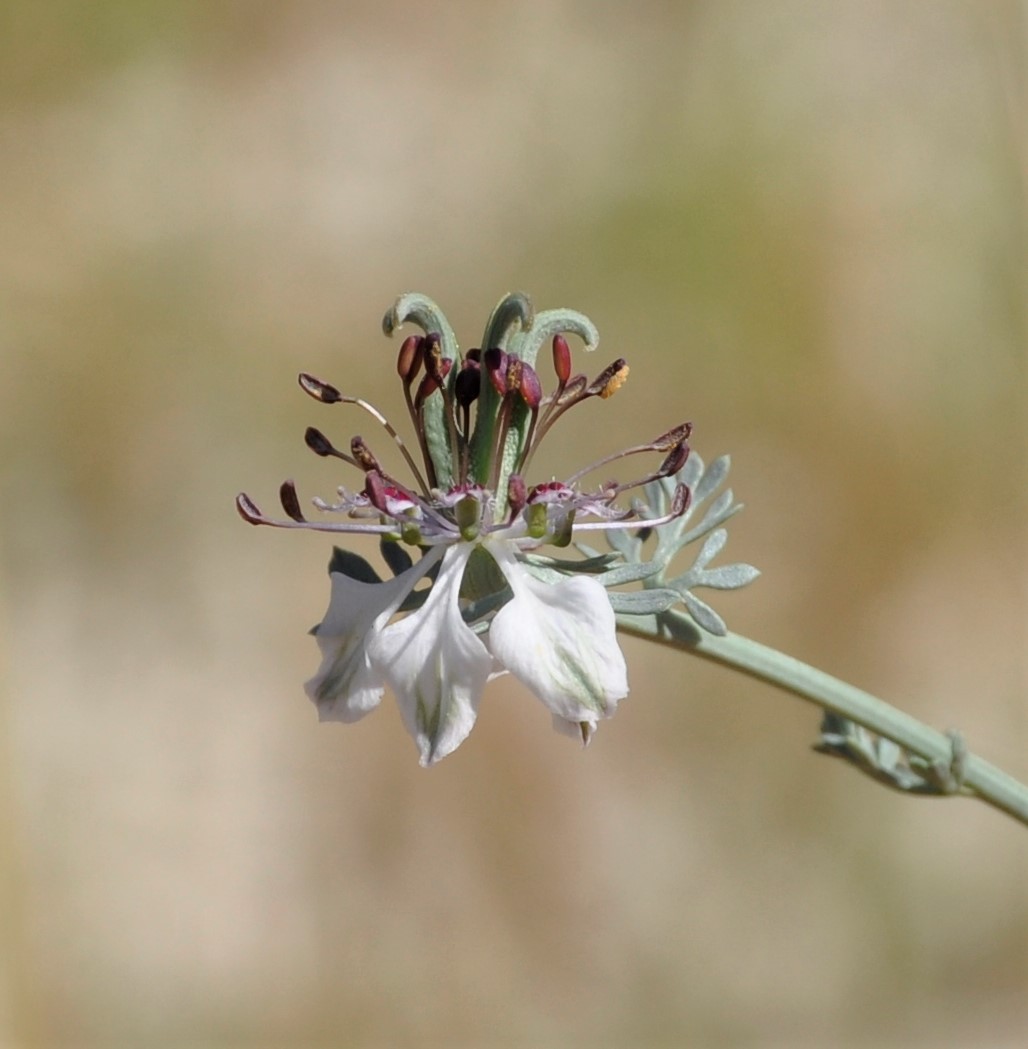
[618,609,1028,828]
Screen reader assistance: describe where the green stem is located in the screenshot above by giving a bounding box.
[618,609,1028,828]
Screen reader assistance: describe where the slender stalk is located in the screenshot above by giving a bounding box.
[618,609,1028,828]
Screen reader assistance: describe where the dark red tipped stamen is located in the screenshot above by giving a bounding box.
[552,334,571,385]
[658,441,690,478]
[652,422,693,452]
[236,493,264,524]
[518,362,542,409]
[298,373,342,404]
[586,358,629,399]
[397,334,424,384]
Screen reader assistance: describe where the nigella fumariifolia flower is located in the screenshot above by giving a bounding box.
[237,292,756,765]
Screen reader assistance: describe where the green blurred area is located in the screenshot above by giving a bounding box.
[1,2,1025,1046]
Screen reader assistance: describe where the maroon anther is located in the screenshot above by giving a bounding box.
[280,480,306,522]
[586,358,629,398]
[658,441,691,478]
[396,334,424,383]
[483,348,508,395]
[298,372,342,404]
[454,359,481,408]
[518,362,542,408]
[235,492,263,524]
[552,334,571,384]
[304,426,335,457]
[653,422,693,452]
[670,483,691,516]
[350,436,380,473]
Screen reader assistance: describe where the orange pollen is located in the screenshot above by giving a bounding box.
[599,364,630,399]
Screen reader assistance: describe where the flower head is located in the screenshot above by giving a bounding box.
[238,292,754,764]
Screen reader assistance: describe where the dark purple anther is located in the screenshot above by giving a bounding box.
[298,373,342,404]
[455,358,482,408]
[653,422,693,452]
[670,483,691,516]
[235,493,263,524]
[279,480,306,522]
[658,441,690,478]
[586,358,629,399]
[304,426,335,457]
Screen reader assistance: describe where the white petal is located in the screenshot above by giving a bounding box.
[487,544,628,724]
[305,549,442,722]
[367,544,491,766]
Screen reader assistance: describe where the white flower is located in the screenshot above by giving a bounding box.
[238,292,693,764]
[304,535,631,766]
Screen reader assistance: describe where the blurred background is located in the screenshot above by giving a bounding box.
[1,2,1025,1046]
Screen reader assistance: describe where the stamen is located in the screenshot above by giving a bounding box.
[399,351,435,489]
[396,334,424,383]
[298,373,343,404]
[514,362,543,466]
[236,492,266,525]
[652,422,693,451]
[518,361,542,409]
[586,359,629,399]
[571,483,690,532]
[552,334,571,386]
[454,359,481,413]
[522,373,592,472]
[553,373,588,403]
[454,358,481,479]
[304,427,359,467]
[350,436,381,473]
[280,480,306,522]
[656,441,690,478]
[422,334,463,484]
[297,373,431,496]
[235,492,398,535]
[562,424,692,489]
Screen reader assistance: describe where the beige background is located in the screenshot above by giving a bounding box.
[1,2,1025,1046]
